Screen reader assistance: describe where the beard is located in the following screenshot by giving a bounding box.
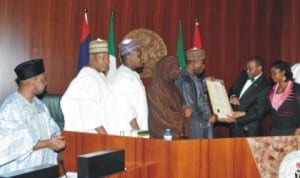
[36,86,48,99]
[135,65,145,74]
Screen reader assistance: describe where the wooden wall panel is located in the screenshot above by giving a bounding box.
[0,0,299,138]
[191,0,283,87]
[190,0,283,137]
[0,0,191,101]
[281,0,300,63]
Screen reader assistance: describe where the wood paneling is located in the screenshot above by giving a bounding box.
[0,0,299,137]
[191,0,283,86]
[61,131,260,178]
[281,0,300,63]
[0,0,191,98]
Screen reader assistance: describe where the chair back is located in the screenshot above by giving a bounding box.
[41,94,64,130]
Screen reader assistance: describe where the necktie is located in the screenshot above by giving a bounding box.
[247,77,254,82]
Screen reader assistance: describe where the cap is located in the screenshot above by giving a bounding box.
[89,38,109,54]
[14,59,45,80]
[186,48,205,61]
[119,38,140,56]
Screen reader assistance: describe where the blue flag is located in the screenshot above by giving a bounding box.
[77,10,91,72]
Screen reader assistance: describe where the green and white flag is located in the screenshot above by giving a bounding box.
[177,20,186,70]
[106,12,116,82]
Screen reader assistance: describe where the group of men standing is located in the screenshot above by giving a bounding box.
[0,36,275,175]
[61,38,148,135]
[76,41,267,139]
[0,37,148,175]
[175,49,270,138]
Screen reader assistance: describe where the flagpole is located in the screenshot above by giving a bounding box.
[195,18,199,27]
[84,8,88,23]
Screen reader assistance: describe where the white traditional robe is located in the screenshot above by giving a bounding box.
[113,65,148,131]
[0,92,60,175]
[61,67,117,134]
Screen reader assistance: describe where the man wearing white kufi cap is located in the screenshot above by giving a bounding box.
[113,38,148,132]
[61,38,118,134]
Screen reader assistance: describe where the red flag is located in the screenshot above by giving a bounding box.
[78,9,91,72]
[193,20,205,80]
[193,21,202,49]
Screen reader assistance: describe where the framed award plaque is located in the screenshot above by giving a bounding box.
[206,79,232,122]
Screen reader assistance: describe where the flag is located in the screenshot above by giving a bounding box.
[177,21,186,70]
[193,19,205,81]
[106,12,116,82]
[193,20,203,49]
[77,9,91,72]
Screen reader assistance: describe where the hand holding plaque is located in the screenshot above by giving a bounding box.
[223,111,246,123]
[206,79,232,122]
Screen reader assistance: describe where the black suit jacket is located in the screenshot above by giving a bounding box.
[229,70,270,137]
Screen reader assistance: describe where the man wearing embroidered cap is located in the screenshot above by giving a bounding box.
[175,48,217,138]
[113,38,148,132]
[0,59,65,174]
[61,38,118,134]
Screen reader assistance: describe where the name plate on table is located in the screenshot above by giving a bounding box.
[206,79,232,122]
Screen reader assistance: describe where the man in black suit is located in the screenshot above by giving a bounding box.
[226,56,270,137]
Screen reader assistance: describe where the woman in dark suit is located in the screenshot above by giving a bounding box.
[269,60,300,136]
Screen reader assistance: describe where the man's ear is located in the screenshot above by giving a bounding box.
[25,76,37,85]
[258,65,262,71]
[89,54,94,60]
[124,53,131,63]
[33,76,39,82]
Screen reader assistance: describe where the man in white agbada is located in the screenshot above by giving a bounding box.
[0,59,65,175]
[61,38,117,134]
[113,39,148,132]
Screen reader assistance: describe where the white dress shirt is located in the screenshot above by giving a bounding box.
[239,73,262,98]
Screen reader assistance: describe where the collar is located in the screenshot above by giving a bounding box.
[249,72,263,82]
[254,72,262,80]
